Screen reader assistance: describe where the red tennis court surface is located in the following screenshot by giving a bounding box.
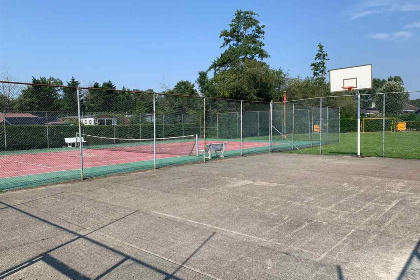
[0,140,270,178]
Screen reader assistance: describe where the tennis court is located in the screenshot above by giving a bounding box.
[0,153,419,279]
[1,138,298,189]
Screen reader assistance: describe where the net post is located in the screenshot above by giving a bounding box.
[153,93,157,169]
[319,98,322,154]
[203,97,206,162]
[383,93,386,157]
[196,134,199,157]
[76,87,84,180]
[307,109,310,141]
[357,91,361,157]
[292,103,295,150]
[240,100,243,156]
[269,100,273,152]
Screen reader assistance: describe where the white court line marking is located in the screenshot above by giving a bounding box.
[150,211,317,256]
[95,231,221,280]
[316,198,403,261]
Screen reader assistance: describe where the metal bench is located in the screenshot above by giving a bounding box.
[64,137,86,147]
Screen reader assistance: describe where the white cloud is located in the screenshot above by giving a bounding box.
[393,31,413,38]
[371,31,412,41]
[400,4,420,11]
[351,0,420,19]
[371,33,390,39]
[351,10,381,20]
[405,21,420,28]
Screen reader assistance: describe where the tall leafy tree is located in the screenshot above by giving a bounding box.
[199,10,285,101]
[310,43,329,80]
[209,10,269,73]
[15,77,63,111]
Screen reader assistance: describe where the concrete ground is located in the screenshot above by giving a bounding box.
[0,153,419,280]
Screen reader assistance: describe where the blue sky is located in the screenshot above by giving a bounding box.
[1,0,419,99]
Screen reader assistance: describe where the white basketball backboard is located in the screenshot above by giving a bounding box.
[329,64,372,92]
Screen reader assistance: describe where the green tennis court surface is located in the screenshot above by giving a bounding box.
[1,153,419,279]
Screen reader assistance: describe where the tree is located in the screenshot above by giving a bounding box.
[0,70,19,110]
[374,76,409,115]
[209,10,269,73]
[61,77,80,112]
[84,80,117,112]
[173,80,199,96]
[310,43,329,79]
[15,77,63,111]
[198,10,285,101]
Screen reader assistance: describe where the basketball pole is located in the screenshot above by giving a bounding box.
[357,90,361,157]
[269,100,273,152]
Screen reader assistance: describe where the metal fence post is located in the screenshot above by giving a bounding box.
[162,114,165,138]
[216,112,219,138]
[383,93,386,157]
[236,111,239,139]
[240,100,243,156]
[76,87,84,180]
[257,111,260,137]
[269,101,273,152]
[46,112,49,148]
[153,94,157,169]
[3,111,7,150]
[292,103,295,150]
[181,113,185,136]
[311,107,314,147]
[338,107,341,143]
[319,98,322,154]
[307,109,311,141]
[357,91,361,157]
[326,107,329,144]
[113,124,116,144]
[139,113,142,139]
[203,97,206,162]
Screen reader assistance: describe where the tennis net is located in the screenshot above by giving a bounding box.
[82,134,199,156]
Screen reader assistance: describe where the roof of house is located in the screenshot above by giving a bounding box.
[0,113,38,122]
[403,104,418,112]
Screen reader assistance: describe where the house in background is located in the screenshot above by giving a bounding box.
[403,104,418,114]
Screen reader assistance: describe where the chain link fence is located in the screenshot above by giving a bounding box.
[7,80,403,191]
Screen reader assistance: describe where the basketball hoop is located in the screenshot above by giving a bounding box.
[342,86,354,92]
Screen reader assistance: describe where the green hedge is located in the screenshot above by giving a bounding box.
[406,121,420,131]
[340,119,357,133]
